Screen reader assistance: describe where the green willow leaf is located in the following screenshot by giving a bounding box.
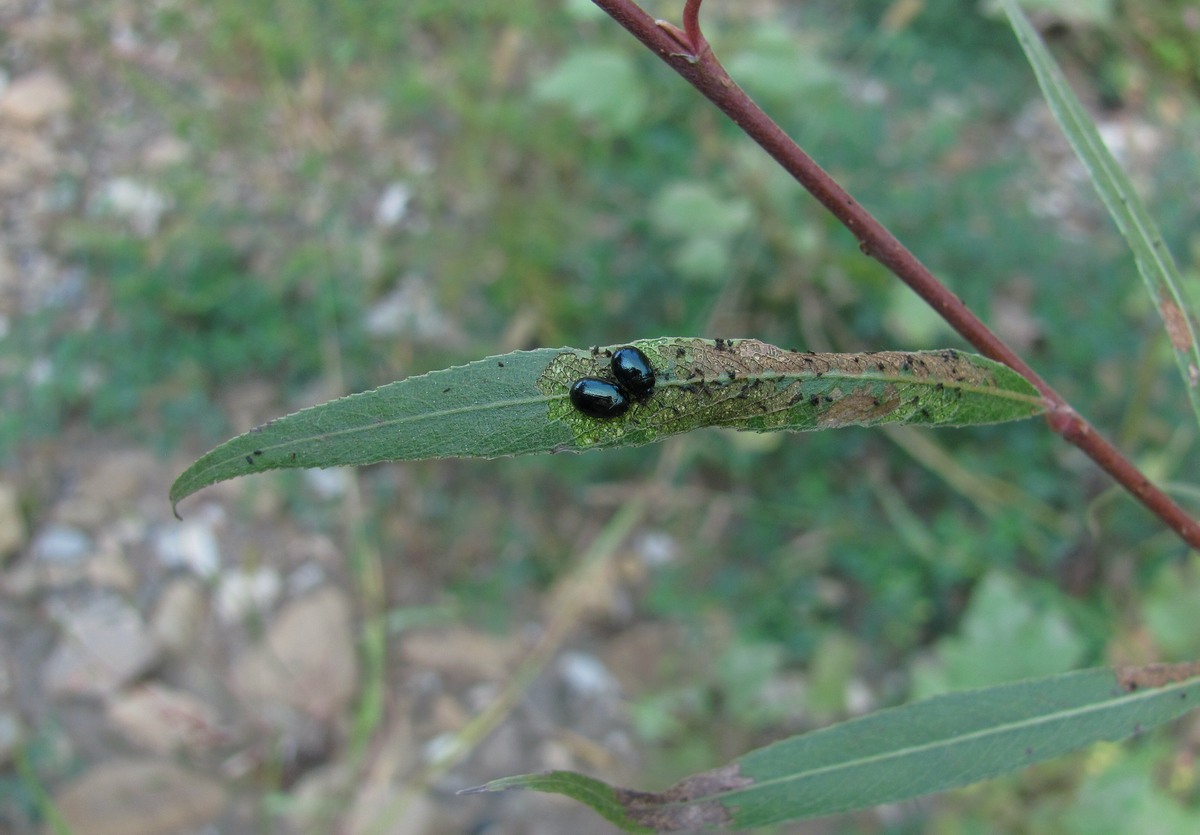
[169,338,1044,513]
[468,664,1200,832]
[1000,0,1200,428]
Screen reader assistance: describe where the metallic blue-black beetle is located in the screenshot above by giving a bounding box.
[569,377,630,419]
[611,346,656,397]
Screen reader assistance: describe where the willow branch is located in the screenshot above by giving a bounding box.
[590,0,1200,549]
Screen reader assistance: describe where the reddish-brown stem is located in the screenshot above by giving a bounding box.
[680,0,704,53]
[590,0,1200,550]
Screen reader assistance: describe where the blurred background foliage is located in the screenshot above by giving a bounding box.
[5,0,1200,829]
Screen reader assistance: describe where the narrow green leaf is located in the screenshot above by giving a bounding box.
[472,664,1200,832]
[170,338,1043,513]
[1000,0,1200,427]
[461,771,655,833]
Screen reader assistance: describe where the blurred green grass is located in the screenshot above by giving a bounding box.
[6,0,1200,830]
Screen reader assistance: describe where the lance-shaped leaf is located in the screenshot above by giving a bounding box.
[1000,0,1200,427]
[466,663,1200,832]
[170,338,1044,513]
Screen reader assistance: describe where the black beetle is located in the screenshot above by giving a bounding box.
[610,346,656,397]
[569,377,630,419]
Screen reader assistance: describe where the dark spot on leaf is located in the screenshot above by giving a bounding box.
[253,450,263,456]
[809,395,820,407]
[443,387,451,393]
[245,456,254,466]
[497,361,505,367]
[676,347,686,358]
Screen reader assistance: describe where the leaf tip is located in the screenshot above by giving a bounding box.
[168,478,193,519]
[455,784,492,796]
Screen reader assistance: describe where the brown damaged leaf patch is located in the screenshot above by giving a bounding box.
[536,338,1039,449]
[818,385,902,425]
[1159,299,1195,353]
[1116,661,1200,692]
[615,764,753,831]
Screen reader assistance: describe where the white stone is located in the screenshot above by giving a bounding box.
[303,466,351,500]
[42,595,161,697]
[0,70,71,126]
[374,181,412,227]
[362,274,454,342]
[51,758,225,835]
[230,586,358,721]
[558,651,620,697]
[141,134,192,169]
[94,177,171,236]
[155,519,221,578]
[214,565,282,623]
[150,578,208,656]
[30,522,90,563]
[106,685,226,754]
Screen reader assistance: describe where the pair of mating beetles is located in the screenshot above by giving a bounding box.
[569,346,656,419]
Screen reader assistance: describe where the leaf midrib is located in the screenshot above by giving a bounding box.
[227,367,1040,468]
[212,391,556,465]
[723,677,1192,800]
